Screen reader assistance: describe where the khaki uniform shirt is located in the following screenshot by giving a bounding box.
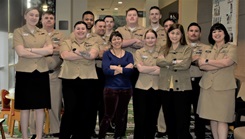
[59,36,99,79]
[189,42,209,78]
[199,43,237,91]
[45,30,65,71]
[13,25,52,72]
[116,25,145,57]
[135,46,161,90]
[146,25,166,47]
[157,45,192,91]
[92,33,110,68]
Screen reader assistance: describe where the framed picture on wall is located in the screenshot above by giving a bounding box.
[212,0,238,45]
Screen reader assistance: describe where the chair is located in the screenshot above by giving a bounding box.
[9,109,21,137]
[233,78,245,139]
[234,108,245,139]
[0,118,6,139]
[44,108,50,134]
[0,89,11,126]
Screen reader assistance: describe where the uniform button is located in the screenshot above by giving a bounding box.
[174,70,177,72]
[175,80,178,82]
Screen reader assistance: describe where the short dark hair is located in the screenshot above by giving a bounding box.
[208,23,230,45]
[42,11,55,17]
[82,11,94,19]
[74,21,88,29]
[163,18,176,26]
[126,8,139,16]
[103,15,114,21]
[109,31,123,43]
[95,19,105,25]
[187,22,201,32]
[149,6,160,12]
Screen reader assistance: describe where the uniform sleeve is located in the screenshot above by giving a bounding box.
[102,51,115,76]
[122,52,134,76]
[13,28,23,48]
[173,46,192,70]
[135,49,142,65]
[60,40,72,54]
[227,44,237,63]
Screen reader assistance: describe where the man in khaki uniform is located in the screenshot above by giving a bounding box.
[29,11,65,138]
[104,15,115,40]
[116,8,145,57]
[90,19,110,137]
[186,22,209,139]
[147,6,166,48]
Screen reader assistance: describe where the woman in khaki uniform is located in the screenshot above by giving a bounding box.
[156,23,192,139]
[133,29,161,139]
[59,21,99,139]
[197,23,237,139]
[13,7,53,139]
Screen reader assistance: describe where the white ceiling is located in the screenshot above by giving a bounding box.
[88,0,146,15]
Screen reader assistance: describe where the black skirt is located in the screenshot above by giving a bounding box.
[15,70,51,110]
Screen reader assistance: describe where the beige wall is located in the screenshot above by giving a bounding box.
[178,0,197,30]
[235,0,245,77]
[159,0,177,9]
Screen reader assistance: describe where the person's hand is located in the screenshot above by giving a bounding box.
[125,63,134,68]
[158,54,165,59]
[176,60,183,64]
[198,58,205,66]
[110,65,118,70]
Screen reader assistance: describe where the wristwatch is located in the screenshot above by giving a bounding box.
[205,59,209,64]
[72,48,76,53]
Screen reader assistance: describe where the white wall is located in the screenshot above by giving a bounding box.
[56,0,88,36]
[0,31,9,90]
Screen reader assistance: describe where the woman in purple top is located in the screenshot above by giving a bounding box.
[99,31,134,139]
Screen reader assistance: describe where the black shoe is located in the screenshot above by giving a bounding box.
[52,133,60,137]
[91,131,99,138]
[155,132,167,138]
[30,134,36,139]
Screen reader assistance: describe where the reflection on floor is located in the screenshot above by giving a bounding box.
[1,100,234,139]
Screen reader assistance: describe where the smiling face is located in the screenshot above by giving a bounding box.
[212,29,225,44]
[168,29,182,45]
[145,31,157,47]
[74,23,88,40]
[111,36,123,49]
[24,9,39,27]
[94,21,106,36]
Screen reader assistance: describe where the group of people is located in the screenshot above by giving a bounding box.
[13,5,237,139]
